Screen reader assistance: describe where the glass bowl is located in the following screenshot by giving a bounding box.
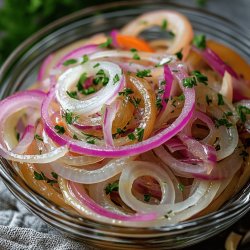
[0,1,250,249]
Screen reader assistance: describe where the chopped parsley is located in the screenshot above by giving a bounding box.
[93,63,100,68]
[63,110,79,125]
[160,80,166,86]
[192,70,208,85]
[175,50,183,60]
[105,181,119,194]
[182,77,197,88]
[129,97,141,108]
[133,53,140,60]
[193,34,206,49]
[99,37,112,48]
[113,74,120,84]
[86,138,95,144]
[34,171,58,185]
[136,69,151,78]
[156,98,163,110]
[144,194,151,202]
[178,94,185,101]
[82,87,96,95]
[34,134,43,142]
[81,54,89,64]
[161,19,168,30]
[34,171,46,180]
[51,172,58,180]
[54,125,65,134]
[130,48,140,60]
[63,58,77,66]
[73,134,79,140]
[177,183,184,192]
[214,118,232,128]
[206,95,212,105]
[217,93,225,106]
[116,128,126,135]
[236,105,250,123]
[77,72,87,92]
[119,88,134,96]
[135,128,144,142]
[168,31,175,38]
[66,91,78,99]
[128,133,136,141]
[93,69,109,86]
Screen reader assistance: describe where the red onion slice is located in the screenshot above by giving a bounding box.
[55,61,124,115]
[42,63,195,157]
[12,125,35,154]
[103,100,121,146]
[0,90,68,163]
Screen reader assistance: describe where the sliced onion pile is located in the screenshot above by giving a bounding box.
[0,10,250,227]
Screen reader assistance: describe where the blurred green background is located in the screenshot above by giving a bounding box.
[0,0,118,65]
[1,0,248,66]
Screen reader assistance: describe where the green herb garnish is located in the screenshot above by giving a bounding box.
[77,72,87,91]
[136,69,151,78]
[144,194,151,202]
[177,183,184,192]
[217,93,225,106]
[93,69,109,86]
[129,97,141,108]
[119,88,134,96]
[81,54,89,64]
[192,70,208,85]
[82,87,96,95]
[193,34,206,49]
[178,94,185,101]
[63,110,79,125]
[93,63,100,68]
[175,50,183,60]
[135,128,144,142]
[182,77,197,88]
[156,98,163,110]
[54,125,65,134]
[63,58,77,66]
[128,133,136,140]
[34,171,58,185]
[113,74,120,84]
[73,134,79,140]
[51,172,58,179]
[161,19,167,30]
[66,91,78,99]
[105,181,119,194]
[214,118,232,128]
[168,31,175,38]
[34,134,43,141]
[99,37,112,48]
[237,105,250,123]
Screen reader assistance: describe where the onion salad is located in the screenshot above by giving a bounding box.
[1,10,250,227]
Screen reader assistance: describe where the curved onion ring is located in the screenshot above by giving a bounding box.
[0,90,68,163]
[121,10,193,54]
[42,63,195,157]
[55,61,124,115]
